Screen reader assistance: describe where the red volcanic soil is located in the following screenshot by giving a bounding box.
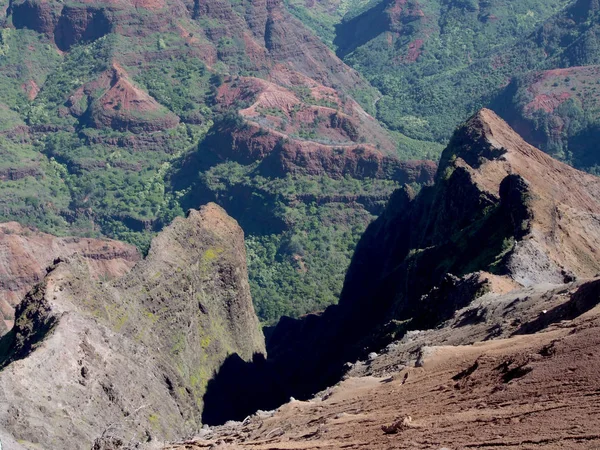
[524,65,600,114]
[526,92,572,114]
[166,287,600,450]
[21,80,40,100]
[406,38,424,62]
[98,64,162,114]
[216,74,398,153]
[69,63,180,132]
[210,74,435,182]
[387,0,425,23]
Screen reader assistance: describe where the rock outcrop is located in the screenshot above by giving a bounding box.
[200,121,435,182]
[69,64,180,133]
[0,204,265,449]
[0,222,140,335]
[321,107,600,355]
[190,75,436,183]
[171,277,600,450]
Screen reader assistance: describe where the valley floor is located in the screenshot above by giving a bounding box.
[166,300,600,449]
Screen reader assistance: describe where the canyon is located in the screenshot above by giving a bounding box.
[1,0,600,448]
[3,110,600,450]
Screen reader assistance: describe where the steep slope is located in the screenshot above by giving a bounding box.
[199,109,600,423]
[0,221,140,335]
[169,74,436,321]
[339,107,600,318]
[74,63,181,133]
[0,203,265,449]
[332,0,573,140]
[197,75,435,180]
[170,283,600,449]
[326,0,600,154]
[326,107,600,355]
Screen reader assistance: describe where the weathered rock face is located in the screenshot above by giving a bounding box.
[173,277,600,450]
[216,75,394,153]
[53,6,112,51]
[69,64,180,133]
[8,0,369,96]
[334,0,428,59]
[0,221,140,335]
[201,121,436,182]
[337,107,600,334]
[201,109,600,423]
[0,204,265,449]
[195,75,436,183]
[9,0,117,50]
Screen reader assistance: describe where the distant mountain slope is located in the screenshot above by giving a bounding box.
[0,0,440,321]
[315,0,600,170]
[168,74,436,320]
[493,65,600,172]
[330,0,573,140]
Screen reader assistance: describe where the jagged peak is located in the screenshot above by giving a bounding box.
[463,108,556,162]
[440,109,600,207]
[443,108,545,169]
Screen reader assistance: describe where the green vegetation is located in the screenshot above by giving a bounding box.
[0,20,410,324]
[283,0,372,48]
[4,0,600,326]
[337,0,572,141]
[282,0,600,171]
[180,159,400,323]
[495,67,600,171]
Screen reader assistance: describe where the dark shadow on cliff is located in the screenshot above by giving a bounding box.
[334,0,391,58]
[202,273,405,425]
[202,353,289,425]
[201,171,523,425]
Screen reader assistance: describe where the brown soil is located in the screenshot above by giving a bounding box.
[524,66,600,113]
[98,64,162,114]
[20,80,40,100]
[217,74,398,155]
[78,63,180,132]
[465,109,600,281]
[166,301,600,450]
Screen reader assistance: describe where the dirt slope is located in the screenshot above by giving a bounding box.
[168,279,600,449]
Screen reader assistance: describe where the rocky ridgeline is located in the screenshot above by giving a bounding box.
[0,222,140,335]
[198,109,600,423]
[194,76,435,183]
[0,204,265,449]
[8,0,368,94]
[1,109,600,449]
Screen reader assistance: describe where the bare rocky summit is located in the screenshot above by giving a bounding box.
[0,203,265,449]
